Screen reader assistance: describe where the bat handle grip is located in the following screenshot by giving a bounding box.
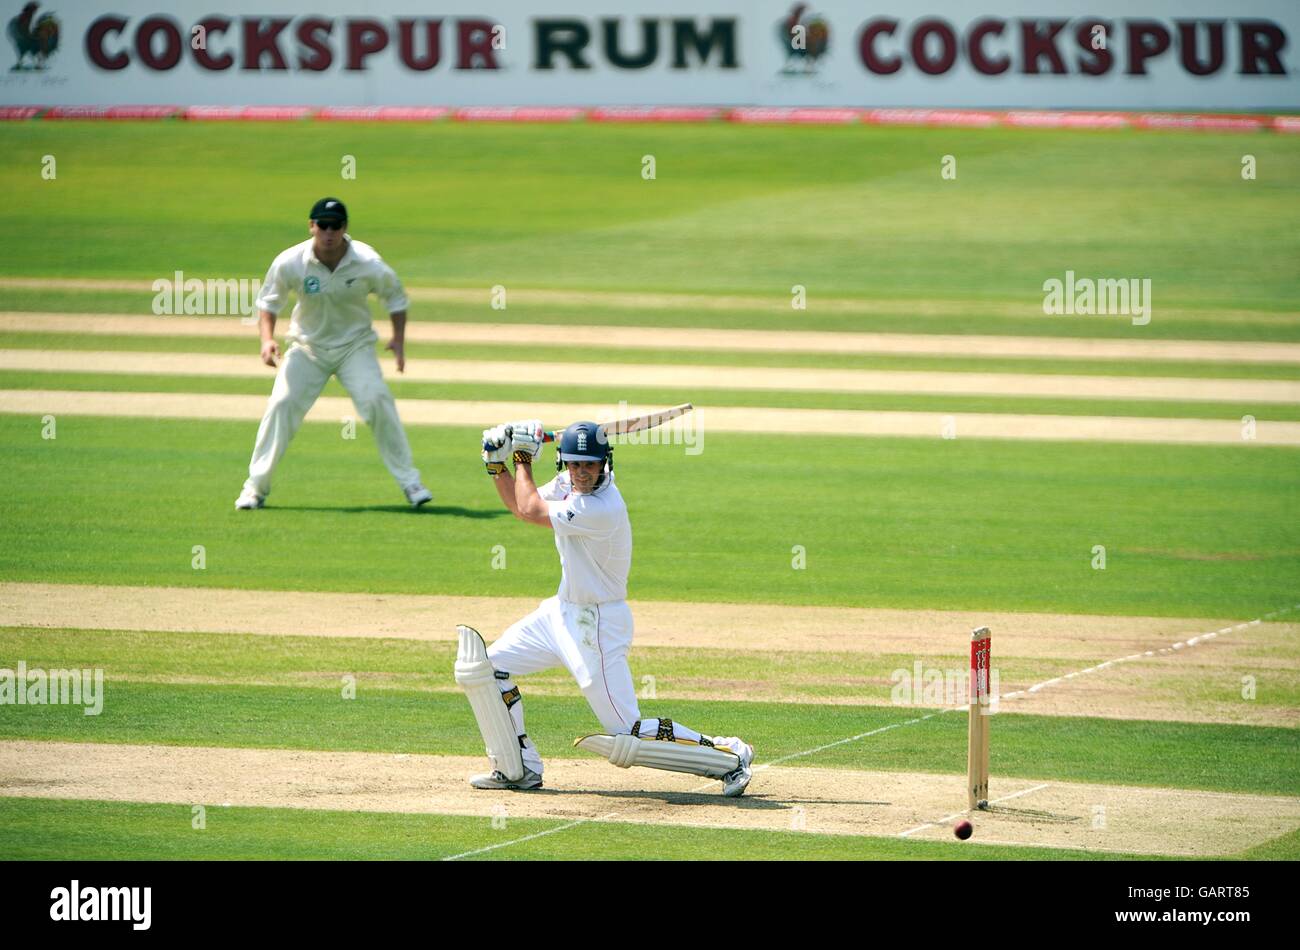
[484,429,556,450]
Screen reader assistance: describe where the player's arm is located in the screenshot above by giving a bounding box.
[490,466,520,516]
[503,420,552,527]
[385,310,407,373]
[481,420,551,526]
[510,460,552,527]
[253,256,289,367]
[378,261,410,373]
[257,310,279,367]
[482,423,530,520]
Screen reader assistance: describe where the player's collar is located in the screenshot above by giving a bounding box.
[305,237,353,268]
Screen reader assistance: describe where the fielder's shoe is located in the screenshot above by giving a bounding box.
[469,768,543,791]
[719,739,755,798]
[403,483,433,507]
[234,488,264,510]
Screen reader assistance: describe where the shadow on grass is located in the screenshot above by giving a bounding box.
[516,787,882,812]
[260,505,509,519]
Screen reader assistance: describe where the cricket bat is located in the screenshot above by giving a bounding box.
[545,402,694,443]
[484,404,694,451]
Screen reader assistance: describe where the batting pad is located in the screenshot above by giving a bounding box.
[454,625,525,782]
[575,733,740,779]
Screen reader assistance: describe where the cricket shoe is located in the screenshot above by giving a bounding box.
[234,488,264,510]
[404,483,433,507]
[718,739,755,798]
[469,768,543,791]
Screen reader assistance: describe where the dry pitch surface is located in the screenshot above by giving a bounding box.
[3,740,1296,858]
[3,582,1298,858]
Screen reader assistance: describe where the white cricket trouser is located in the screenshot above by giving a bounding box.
[487,597,746,775]
[243,336,420,497]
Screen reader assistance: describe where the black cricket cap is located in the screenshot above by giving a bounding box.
[310,197,348,223]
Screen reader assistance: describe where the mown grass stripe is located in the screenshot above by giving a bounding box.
[0,682,1294,796]
[8,314,1300,369]
[5,328,1300,380]
[2,290,1297,343]
[3,277,1294,322]
[2,415,1296,616]
[5,368,1300,422]
[6,348,1298,404]
[0,796,1180,861]
[6,625,1294,725]
[6,388,1300,445]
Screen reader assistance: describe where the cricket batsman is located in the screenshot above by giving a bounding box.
[234,197,433,510]
[454,418,755,796]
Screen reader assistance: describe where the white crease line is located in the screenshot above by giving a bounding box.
[948,837,1210,857]
[442,768,737,861]
[443,766,738,861]
[896,606,1297,839]
[757,714,945,770]
[899,783,1052,837]
[899,816,957,838]
[447,604,1297,859]
[999,604,1297,703]
[993,782,1052,804]
[442,811,621,861]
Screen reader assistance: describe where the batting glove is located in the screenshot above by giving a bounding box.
[507,418,545,463]
[482,425,512,476]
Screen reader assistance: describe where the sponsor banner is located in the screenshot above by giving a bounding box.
[315,105,449,120]
[105,104,178,118]
[11,106,1299,133]
[588,106,722,122]
[43,105,113,118]
[182,105,244,120]
[239,105,313,120]
[183,105,311,120]
[1,1,1296,109]
[452,106,585,121]
[1002,110,1130,128]
[865,108,1001,127]
[1134,112,1268,130]
[728,106,859,124]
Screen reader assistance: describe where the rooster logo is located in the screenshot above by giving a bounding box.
[778,4,829,75]
[8,2,60,71]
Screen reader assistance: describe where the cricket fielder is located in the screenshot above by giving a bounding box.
[234,197,432,510]
[455,419,755,796]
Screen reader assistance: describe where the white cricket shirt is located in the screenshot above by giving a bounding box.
[255,237,409,350]
[541,472,632,605]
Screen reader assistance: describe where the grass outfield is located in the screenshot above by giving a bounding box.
[2,287,1297,343]
[8,673,1300,795]
[1,672,1296,796]
[0,797,1173,861]
[1,122,1297,314]
[1,415,1297,615]
[8,623,1300,719]
[2,118,1297,863]
[13,627,1298,713]
[4,369,1300,422]
[6,329,1300,380]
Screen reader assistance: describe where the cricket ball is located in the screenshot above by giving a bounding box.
[953,819,973,840]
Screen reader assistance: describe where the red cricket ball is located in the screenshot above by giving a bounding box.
[953,819,973,840]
